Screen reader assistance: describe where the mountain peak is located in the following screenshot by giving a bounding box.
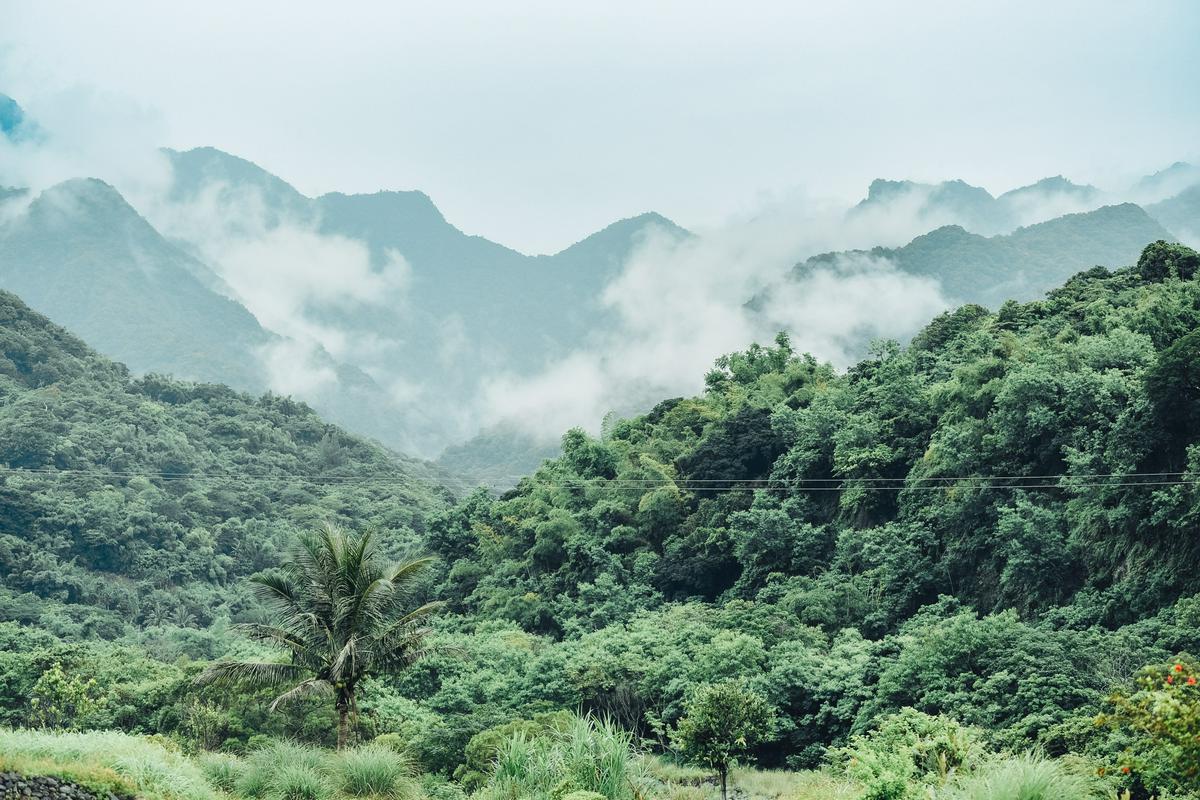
[163,146,311,218]
[1000,175,1098,200]
[0,93,24,137]
[0,93,39,142]
[33,178,147,228]
[550,211,688,261]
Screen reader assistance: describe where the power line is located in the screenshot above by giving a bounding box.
[0,465,1196,493]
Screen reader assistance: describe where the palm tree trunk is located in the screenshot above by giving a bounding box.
[336,690,352,750]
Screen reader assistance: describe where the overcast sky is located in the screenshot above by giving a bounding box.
[2,1,1198,253]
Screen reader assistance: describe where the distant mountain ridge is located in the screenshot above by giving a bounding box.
[1,92,1196,486]
[852,175,1104,236]
[157,146,689,456]
[794,203,1173,308]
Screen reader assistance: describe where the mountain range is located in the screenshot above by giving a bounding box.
[0,92,1196,487]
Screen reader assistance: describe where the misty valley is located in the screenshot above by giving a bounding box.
[2,11,1200,800]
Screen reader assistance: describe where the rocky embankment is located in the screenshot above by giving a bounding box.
[0,773,123,800]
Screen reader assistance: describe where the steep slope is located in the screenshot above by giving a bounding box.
[1148,183,1200,244]
[0,177,424,452]
[0,178,273,389]
[432,238,1200,641]
[796,203,1172,307]
[0,288,449,636]
[1132,160,1200,203]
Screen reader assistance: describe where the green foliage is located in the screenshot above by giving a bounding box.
[834,710,983,799]
[478,715,643,800]
[0,728,217,800]
[456,712,573,790]
[29,663,107,730]
[197,751,242,792]
[337,744,418,799]
[272,763,332,800]
[1137,239,1200,281]
[231,741,353,800]
[1102,656,1200,797]
[9,240,1200,793]
[0,291,445,641]
[672,680,774,790]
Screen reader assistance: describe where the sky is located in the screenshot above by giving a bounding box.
[2,1,1198,254]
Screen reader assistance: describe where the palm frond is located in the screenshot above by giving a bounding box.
[383,556,437,589]
[268,678,334,711]
[234,622,314,653]
[194,660,308,689]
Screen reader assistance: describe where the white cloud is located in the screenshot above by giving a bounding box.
[479,200,952,441]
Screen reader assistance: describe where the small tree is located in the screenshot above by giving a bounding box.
[671,680,774,800]
[30,663,107,730]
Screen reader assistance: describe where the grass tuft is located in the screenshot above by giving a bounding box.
[338,744,417,799]
[941,753,1104,800]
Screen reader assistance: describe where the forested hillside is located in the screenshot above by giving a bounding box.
[404,240,1200,784]
[4,242,1200,798]
[0,289,448,637]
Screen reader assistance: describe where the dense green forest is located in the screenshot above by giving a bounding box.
[5,242,1200,799]
[0,289,448,637]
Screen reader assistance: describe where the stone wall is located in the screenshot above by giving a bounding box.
[0,772,123,800]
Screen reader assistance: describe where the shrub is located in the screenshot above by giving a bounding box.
[370,733,408,754]
[671,680,774,800]
[457,712,573,790]
[834,709,984,800]
[234,758,275,800]
[235,740,333,800]
[478,715,644,800]
[1101,655,1200,797]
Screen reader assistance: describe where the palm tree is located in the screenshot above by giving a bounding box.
[196,523,441,748]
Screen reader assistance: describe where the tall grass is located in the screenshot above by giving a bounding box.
[197,753,242,793]
[480,715,645,800]
[642,759,862,800]
[0,728,218,800]
[939,753,1104,800]
[338,744,419,799]
[222,739,416,800]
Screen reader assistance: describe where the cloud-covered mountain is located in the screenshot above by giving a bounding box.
[786,203,1173,310]
[0,178,270,387]
[1148,183,1200,245]
[849,175,1103,238]
[0,177,429,450]
[151,146,688,457]
[1132,161,1200,204]
[2,91,1195,487]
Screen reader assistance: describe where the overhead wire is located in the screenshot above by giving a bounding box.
[0,465,1196,493]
